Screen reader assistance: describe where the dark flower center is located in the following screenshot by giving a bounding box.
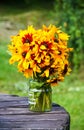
[22,34,33,44]
[62,64,68,75]
[58,51,62,55]
[54,38,59,43]
[22,51,27,58]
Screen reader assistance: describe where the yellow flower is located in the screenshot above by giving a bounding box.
[58,32,69,41]
[8,24,73,86]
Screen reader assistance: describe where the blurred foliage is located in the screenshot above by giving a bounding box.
[51,0,84,71]
[0,0,54,10]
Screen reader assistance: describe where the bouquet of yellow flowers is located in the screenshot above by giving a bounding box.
[8,24,72,112]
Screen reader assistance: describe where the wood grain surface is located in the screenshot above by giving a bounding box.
[0,94,70,130]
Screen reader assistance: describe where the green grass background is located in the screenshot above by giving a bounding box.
[0,3,84,130]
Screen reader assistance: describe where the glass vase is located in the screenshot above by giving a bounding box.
[28,79,52,112]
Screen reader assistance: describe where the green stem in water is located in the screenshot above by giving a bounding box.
[42,92,45,111]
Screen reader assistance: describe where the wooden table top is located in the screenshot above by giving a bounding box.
[0,94,70,130]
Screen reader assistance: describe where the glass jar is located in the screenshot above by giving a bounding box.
[28,79,52,112]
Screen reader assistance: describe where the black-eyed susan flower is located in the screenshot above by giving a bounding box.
[8,24,73,86]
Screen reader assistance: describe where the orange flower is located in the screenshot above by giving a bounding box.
[8,24,73,86]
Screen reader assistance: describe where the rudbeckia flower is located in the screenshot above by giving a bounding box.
[8,24,73,86]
